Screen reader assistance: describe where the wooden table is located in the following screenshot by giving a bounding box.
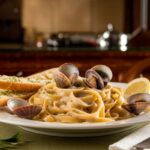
[0,123,137,150]
[0,50,150,81]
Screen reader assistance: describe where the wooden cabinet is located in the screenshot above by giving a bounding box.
[0,0,23,43]
[0,50,150,81]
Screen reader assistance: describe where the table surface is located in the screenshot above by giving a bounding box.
[0,123,139,150]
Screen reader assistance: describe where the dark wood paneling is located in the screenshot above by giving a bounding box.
[0,51,150,82]
[0,0,23,43]
[124,0,150,47]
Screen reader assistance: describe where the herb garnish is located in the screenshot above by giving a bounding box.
[0,133,29,150]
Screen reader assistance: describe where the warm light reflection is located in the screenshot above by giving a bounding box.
[99,38,107,48]
[119,34,128,46]
[120,45,127,51]
[36,41,43,48]
[119,34,128,52]
[103,32,109,39]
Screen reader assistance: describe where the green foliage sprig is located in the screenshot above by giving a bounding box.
[0,133,29,150]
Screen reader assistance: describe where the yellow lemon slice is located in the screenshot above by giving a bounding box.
[124,77,150,99]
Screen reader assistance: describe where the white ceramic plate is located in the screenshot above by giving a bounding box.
[0,82,150,137]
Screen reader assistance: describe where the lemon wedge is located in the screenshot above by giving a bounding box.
[124,77,150,99]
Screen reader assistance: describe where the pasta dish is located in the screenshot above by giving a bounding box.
[0,63,150,123]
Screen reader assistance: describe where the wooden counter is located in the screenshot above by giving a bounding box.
[0,50,150,81]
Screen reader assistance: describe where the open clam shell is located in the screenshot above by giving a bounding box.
[92,65,113,83]
[85,69,104,89]
[59,63,79,85]
[53,70,71,88]
[123,102,150,115]
[13,105,42,119]
[59,63,79,78]
[123,93,150,115]
[53,63,79,88]
[84,64,113,89]
[7,97,42,119]
[7,97,28,111]
[127,93,150,104]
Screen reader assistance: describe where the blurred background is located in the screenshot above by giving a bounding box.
[0,0,150,82]
[1,0,149,49]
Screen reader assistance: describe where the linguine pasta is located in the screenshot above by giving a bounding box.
[29,79,132,123]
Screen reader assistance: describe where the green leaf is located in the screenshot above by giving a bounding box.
[1,133,20,143]
[0,132,30,150]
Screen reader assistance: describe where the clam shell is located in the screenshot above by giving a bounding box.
[85,69,104,89]
[123,102,150,115]
[69,73,78,85]
[59,63,79,78]
[59,63,79,85]
[84,75,97,88]
[92,65,113,81]
[7,97,28,111]
[127,93,150,104]
[53,70,71,88]
[13,105,42,119]
[123,93,150,115]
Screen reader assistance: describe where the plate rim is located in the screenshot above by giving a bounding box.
[0,111,150,130]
